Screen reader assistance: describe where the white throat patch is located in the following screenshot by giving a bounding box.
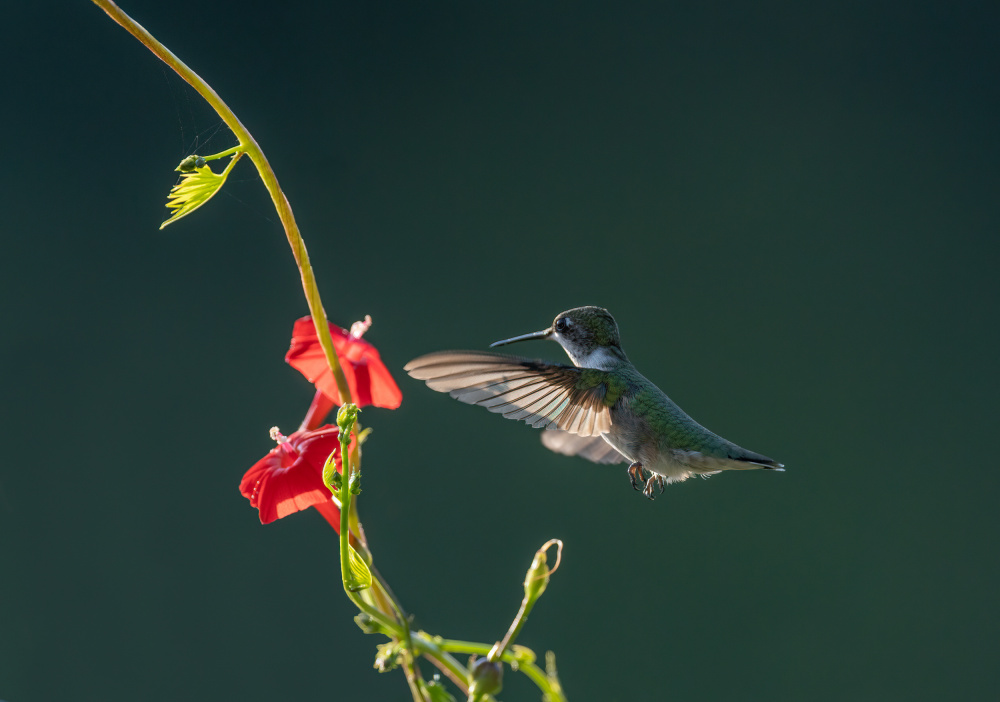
[576,347,619,370]
[553,330,620,369]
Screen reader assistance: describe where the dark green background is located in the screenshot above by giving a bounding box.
[3,1,998,700]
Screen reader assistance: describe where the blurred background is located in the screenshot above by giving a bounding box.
[2,1,998,700]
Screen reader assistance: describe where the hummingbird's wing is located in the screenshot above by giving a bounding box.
[404,351,612,437]
[540,428,628,465]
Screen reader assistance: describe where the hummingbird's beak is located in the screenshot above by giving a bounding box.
[490,328,552,348]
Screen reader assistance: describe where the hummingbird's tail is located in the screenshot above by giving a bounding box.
[670,447,784,478]
[731,452,785,471]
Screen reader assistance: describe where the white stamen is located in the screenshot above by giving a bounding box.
[350,315,373,339]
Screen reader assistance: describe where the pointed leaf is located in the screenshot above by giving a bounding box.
[160,159,235,229]
[322,447,341,493]
[346,543,373,592]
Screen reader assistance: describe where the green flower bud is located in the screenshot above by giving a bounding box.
[468,657,503,700]
[524,551,550,603]
[175,154,201,172]
[337,403,360,434]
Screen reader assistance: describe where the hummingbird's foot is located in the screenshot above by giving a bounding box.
[628,462,646,491]
[642,474,667,500]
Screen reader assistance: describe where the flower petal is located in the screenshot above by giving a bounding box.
[239,426,343,524]
[285,316,402,409]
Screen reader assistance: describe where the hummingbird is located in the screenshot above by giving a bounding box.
[404,306,783,498]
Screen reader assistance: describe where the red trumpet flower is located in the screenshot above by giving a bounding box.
[285,315,402,410]
[240,426,345,526]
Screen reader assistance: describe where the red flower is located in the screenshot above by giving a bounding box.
[240,426,344,526]
[285,315,402,409]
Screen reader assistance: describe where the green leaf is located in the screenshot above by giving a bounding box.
[422,677,457,702]
[345,542,372,592]
[322,448,341,493]
[160,156,238,229]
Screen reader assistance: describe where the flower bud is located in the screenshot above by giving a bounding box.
[176,154,201,172]
[337,403,359,435]
[468,657,503,700]
[524,550,550,603]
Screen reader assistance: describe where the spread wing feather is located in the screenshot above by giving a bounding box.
[540,429,629,465]
[404,351,612,437]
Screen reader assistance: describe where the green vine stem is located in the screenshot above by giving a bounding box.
[91,4,568,700]
[336,407,427,702]
[197,146,242,162]
[90,0,353,407]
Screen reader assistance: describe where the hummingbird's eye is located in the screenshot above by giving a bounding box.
[555,318,570,333]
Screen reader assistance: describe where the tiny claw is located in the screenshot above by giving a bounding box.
[642,478,656,500]
[627,462,646,491]
[642,474,666,500]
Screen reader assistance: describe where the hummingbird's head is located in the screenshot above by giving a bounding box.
[491,306,627,369]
